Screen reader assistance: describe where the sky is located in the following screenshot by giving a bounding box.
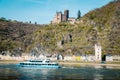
[0,0,112,24]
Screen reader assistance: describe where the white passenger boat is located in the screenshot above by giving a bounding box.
[19,59,61,68]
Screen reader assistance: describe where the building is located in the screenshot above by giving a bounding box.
[68,17,76,24]
[52,12,62,24]
[95,43,102,61]
[52,10,78,24]
[52,10,69,24]
[62,10,69,22]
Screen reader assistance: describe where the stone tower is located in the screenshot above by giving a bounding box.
[52,10,70,24]
[56,12,62,23]
[95,43,102,62]
[63,10,69,22]
[52,11,62,24]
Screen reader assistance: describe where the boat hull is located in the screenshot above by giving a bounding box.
[19,64,61,68]
[19,63,61,68]
[18,60,61,68]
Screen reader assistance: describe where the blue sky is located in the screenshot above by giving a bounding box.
[0,0,112,24]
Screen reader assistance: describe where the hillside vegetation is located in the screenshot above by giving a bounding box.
[0,0,120,56]
[82,0,120,54]
[28,0,120,55]
[0,18,42,56]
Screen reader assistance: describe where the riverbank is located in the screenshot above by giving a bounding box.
[0,60,120,67]
[0,60,22,64]
[58,61,120,67]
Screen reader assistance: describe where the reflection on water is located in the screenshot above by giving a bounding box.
[94,73,103,80]
[0,63,120,80]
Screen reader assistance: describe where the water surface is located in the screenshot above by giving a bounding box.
[0,63,120,80]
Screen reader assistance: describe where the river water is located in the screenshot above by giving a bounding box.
[0,63,120,80]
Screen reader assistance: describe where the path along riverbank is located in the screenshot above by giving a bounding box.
[58,61,120,67]
[0,60,120,67]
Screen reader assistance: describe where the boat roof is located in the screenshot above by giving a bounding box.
[20,62,58,64]
[29,59,50,61]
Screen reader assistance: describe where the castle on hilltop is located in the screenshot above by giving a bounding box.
[51,10,81,24]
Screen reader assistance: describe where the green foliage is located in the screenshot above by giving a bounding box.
[0,17,7,21]
[81,1,120,54]
[77,10,81,19]
[0,18,41,53]
[0,1,120,55]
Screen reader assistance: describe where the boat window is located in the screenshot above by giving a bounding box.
[42,64,47,65]
[51,64,58,66]
[48,64,51,65]
[45,61,49,63]
[30,60,42,62]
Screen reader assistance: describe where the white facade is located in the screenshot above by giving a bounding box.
[112,55,120,62]
[68,17,76,24]
[95,43,102,61]
[106,55,113,62]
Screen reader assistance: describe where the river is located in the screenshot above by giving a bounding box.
[0,63,120,80]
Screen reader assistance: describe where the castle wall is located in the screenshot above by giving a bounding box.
[52,10,77,24]
[52,12,62,24]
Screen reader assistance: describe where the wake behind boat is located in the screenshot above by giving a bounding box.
[19,59,61,68]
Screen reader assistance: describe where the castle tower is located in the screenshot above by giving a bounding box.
[56,12,62,23]
[52,11,62,24]
[63,10,69,22]
[95,43,102,62]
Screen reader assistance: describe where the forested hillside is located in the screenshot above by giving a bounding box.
[28,0,120,55]
[0,0,120,56]
[82,0,120,54]
[0,18,42,56]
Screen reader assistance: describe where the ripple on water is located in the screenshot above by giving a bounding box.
[0,64,120,80]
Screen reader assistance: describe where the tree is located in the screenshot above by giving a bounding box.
[0,17,7,21]
[29,21,31,24]
[35,21,37,25]
[114,0,120,2]
[77,10,81,19]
